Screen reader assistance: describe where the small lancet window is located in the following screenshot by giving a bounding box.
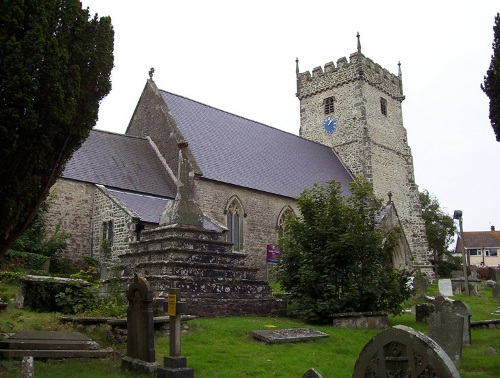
[324,97,335,115]
[380,97,387,116]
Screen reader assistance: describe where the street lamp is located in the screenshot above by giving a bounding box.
[453,210,470,296]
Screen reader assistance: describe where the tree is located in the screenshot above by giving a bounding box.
[419,190,457,273]
[277,176,411,324]
[0,0,114,256]
[481,13,500,142]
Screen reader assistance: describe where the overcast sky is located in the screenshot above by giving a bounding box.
[82,0,499,234]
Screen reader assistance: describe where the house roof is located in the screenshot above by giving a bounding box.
[456,230,500,250]
[160,90,353,198]
[62,130,176,198]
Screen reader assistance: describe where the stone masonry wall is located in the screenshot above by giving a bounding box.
[91,187,139,264]
[45,179,95,262]
[196,178,299,280]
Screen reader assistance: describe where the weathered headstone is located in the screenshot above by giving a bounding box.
[414,303,434,323]
[452,300,472,345]
[493,283,500,299]
[428,300,464,361]
[412,275,428,292]
[470,265,478,279]
[157,288,194,378]
[122,273,157,374]
[438,278,453,297]
[352,325,460,377]
[303,368,322,378]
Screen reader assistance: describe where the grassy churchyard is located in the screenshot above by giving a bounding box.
[0,282,499,377]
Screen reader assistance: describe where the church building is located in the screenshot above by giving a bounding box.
[47,39,431,279]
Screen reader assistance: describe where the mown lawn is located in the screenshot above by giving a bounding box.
[0,283,499,377]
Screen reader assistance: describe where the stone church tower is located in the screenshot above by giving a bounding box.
[296,34,431,275]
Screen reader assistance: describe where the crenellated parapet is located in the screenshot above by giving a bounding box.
[296,53,404,101]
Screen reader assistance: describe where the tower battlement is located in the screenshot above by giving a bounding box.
[296,53,404,101]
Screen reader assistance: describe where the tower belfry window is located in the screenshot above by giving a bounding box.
[380,97,387,116]
[324,97,335,115]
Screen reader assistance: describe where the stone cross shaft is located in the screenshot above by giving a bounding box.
[168,288,186,358]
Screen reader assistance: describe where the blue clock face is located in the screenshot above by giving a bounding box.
[323,116,337,133]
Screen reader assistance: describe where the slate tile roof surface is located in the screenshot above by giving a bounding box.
[106,189,168,223]
[458,231,500,249]
[106,188,224,231]
[160,91,353,198]
[62,130,176,198]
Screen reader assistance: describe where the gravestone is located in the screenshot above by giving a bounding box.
[428,300,464,361]
[352,325,460,377]
[412,275,428,292]
[414,303,434,323]
[438,279,453,297]
[452,300,472,345]
[493,283,500,299]
[122,273,157,374]
[303,368,322,378]
[470,265,478,279]
[157,288,194,378]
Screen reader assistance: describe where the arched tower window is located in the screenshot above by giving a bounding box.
[225,196,244,251]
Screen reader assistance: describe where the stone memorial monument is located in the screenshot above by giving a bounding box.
[119,141,285,317]
[122,273,157,374]
[438,279,453,297]
[353,325,460,377]
[428,299,464,361]
[452,300,472,346]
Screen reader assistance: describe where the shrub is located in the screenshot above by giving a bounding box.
[21,277,97,314]
[278,177,412,324]
[1,250,49,273]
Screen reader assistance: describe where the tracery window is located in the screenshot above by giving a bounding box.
[277,206,295,241]
[225,197,244,251]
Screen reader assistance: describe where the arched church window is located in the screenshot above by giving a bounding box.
[225,197,244,251]
[324,97,335,115]
[102,220,114,246]
[277,206,295,241]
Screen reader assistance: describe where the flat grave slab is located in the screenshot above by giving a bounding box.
[249,328,329,344]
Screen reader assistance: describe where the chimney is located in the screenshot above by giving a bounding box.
[491,225,496,231]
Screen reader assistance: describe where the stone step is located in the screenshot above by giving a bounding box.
[0,331,110,359]
[128,261,257,280]
[0,349,111,359]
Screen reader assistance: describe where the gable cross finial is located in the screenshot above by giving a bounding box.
[388,191,393,203]
[149,67,155,80]
[356,32,361,54]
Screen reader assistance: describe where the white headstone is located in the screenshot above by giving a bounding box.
[438,279,453,297]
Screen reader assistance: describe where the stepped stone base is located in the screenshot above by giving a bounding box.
[118,223,286,317]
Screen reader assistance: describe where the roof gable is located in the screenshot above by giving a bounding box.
[460,231,500,249]
[62,130,176,198]
[160,90,353,198]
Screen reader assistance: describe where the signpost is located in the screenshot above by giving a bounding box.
[266,245,280,281]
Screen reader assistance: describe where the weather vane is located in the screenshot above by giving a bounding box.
[149,67,155,80]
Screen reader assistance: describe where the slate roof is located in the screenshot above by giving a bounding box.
[106,188,168,223]
[160,91,353,198]
[456,230,500,250]
[62,130,176,198]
